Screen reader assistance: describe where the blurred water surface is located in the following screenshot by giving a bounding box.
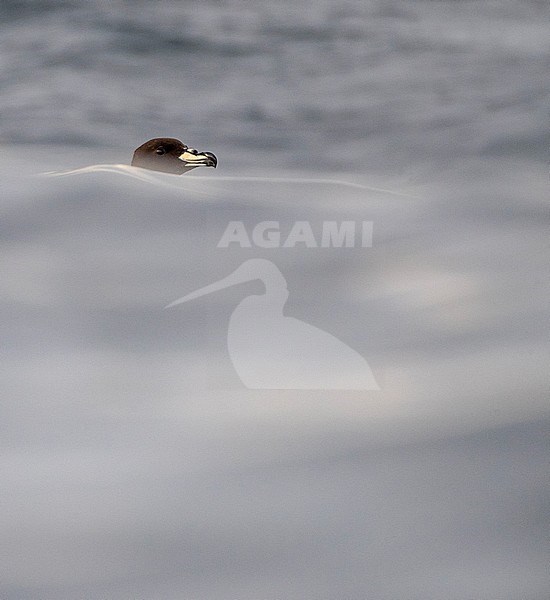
[1,0,549,170]
[1,1,549,599]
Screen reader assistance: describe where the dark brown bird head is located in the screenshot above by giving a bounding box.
[131,138,217,174]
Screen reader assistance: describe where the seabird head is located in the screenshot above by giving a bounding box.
[131,137,217,174]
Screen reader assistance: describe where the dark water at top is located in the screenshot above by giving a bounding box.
[1,0,549,172]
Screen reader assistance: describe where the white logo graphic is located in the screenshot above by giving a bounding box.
[166,259,379,390]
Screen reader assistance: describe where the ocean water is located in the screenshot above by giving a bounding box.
[1,1,549,599]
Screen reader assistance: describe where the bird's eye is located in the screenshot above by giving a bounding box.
[155,147,166,155]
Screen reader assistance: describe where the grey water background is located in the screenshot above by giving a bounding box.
[1,1,549,599]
